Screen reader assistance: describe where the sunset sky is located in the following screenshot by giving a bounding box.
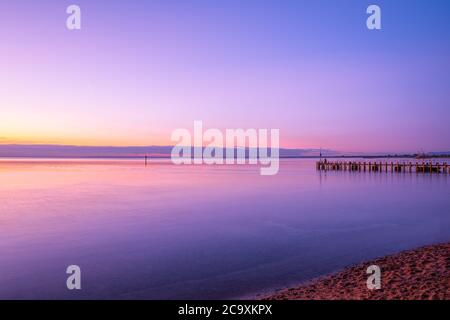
[1,0,449,153]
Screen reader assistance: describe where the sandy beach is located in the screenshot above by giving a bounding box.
[264,243,449,300]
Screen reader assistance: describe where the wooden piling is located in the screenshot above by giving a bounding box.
[315,160,448,174]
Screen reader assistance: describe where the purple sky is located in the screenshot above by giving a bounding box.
[1,0,449,153]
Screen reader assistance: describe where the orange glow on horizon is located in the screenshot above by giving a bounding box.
[0,133,172,147]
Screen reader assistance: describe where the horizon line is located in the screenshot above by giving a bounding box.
[0,143,450,159]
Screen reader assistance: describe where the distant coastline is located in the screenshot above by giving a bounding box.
[2,155,450,160]
[0,144,449,159]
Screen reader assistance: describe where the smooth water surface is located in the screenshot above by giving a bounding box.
[0,158,449,299]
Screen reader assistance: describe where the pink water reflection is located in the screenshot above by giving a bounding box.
[0,159,448,299]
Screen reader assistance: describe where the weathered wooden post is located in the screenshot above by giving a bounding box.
[444,162,448,174]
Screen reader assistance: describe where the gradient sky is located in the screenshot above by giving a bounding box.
[1,0,449,152]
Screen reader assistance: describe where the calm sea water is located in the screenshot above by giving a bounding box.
[0,158,449,299]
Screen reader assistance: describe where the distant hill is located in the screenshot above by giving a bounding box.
[1,144,448,159]
[0,144,338,158]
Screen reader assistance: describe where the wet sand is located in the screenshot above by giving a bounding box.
[264,243,449,300]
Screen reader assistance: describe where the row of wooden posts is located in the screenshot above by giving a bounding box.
[316,160,449,174]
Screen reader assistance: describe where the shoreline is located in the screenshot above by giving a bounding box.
[262,242,449,300]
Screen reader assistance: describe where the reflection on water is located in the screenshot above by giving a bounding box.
[0,158,448,299]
